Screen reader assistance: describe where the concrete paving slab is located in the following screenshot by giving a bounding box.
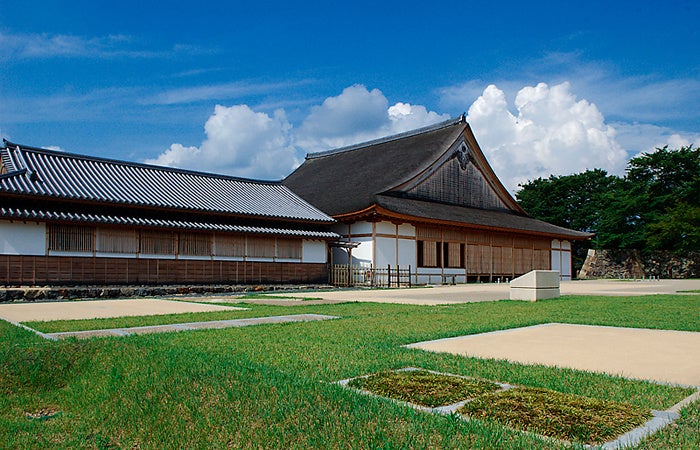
[263,279,700,305]
[407,323,700,386]
[0,299,246,322]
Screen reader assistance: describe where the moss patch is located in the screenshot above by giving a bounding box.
[459,387,652,444]
[348,369,501,408]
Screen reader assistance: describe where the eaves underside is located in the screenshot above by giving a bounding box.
[333,203,592,241]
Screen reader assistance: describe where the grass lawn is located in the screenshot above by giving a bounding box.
[1,294,699,449]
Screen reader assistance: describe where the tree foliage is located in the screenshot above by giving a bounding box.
[516,146,700,259]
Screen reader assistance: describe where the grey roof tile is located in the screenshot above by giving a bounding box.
[1,140,333,223]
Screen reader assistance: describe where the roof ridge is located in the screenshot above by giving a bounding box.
[305,115,466,160]
[2,139,284,186]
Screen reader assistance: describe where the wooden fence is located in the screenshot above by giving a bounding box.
[330,264,412,288]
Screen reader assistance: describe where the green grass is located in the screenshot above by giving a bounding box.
[348,369,501,407]
[459,387,652,444]
[2,294,699,449]
[238,293,324,301]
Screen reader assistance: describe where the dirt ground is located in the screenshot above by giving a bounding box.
[261,279,700,305]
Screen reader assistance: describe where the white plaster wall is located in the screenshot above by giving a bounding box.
[561,251,572,279]
[0,221,46,255]
[302,240,327,263]
[551,250,562,274]
[350,238,373,266]
[397,238,415,267]
[332,238,372,266]
[350,221,372,235]
[374,236,395,268]
[397,223,416,236]
[375,221,396,235]
[550,250,572,280]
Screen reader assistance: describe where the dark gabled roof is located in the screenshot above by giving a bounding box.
[376,195,592,240]
[283,118,591,240]
[283,117,466,216]
[0,140,334,223]
[0,207,339,239]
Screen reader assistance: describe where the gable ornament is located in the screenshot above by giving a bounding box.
[453,144,470,170]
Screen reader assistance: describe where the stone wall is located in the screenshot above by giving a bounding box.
[0,283,333,303]
[579,249,700,279]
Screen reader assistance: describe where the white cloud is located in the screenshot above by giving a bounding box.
[465,82,629,192]
[149,84,449,179]
[146,104,299,180]
[142,79,313,105]
[0,32,207,60]
[296,84,449,152]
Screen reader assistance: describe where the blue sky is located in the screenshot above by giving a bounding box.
[1,0,698,191]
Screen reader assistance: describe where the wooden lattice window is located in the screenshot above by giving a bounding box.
[48,224,94,252]
[417,240,439,267]
[276,238,302,259]
[179,232,212,256]
[247,236,275,258]
[214,234,246,257]
[444,242,465,268]
[141,230,175,255]
[96,228,138,253]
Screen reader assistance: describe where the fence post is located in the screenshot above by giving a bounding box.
[387,264,391,288]
[408,265,411,288]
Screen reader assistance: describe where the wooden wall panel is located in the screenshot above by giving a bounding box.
[0,255,327,286]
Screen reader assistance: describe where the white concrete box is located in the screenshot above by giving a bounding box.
[510,270,560,301]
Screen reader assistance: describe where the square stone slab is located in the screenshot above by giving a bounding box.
[407,323,700,387]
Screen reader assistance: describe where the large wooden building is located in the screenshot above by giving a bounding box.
[284,116,591,282]
[0,140,338,285]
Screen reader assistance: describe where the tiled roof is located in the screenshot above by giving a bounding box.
[284,118,466,216]
[0,207,339,239]
[376,195,592,239]
[0,140,334,223]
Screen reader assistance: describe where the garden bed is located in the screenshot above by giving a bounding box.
[340,367,668,447]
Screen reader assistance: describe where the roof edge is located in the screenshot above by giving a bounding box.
[305,115,466,160]
[2,139,285,186]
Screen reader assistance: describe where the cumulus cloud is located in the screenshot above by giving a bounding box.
[150,85,448,179]
[296,85,449,151]
[150,82,636,189]
[466,82,629,192]
[146,105,299,180]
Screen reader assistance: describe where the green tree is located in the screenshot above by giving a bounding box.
[516,145,700,265]
[625,145,700,253]
[516,169,623,270]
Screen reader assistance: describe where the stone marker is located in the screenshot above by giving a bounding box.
[510,270,560,301]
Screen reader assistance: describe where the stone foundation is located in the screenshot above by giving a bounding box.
[0,283,333,303]
[578,249,700,279]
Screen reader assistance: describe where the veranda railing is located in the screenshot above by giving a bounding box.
[330,264,412,288]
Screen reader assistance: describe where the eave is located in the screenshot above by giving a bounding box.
[334,204,593,241]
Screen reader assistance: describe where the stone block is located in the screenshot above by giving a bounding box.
[510,270,560,301]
